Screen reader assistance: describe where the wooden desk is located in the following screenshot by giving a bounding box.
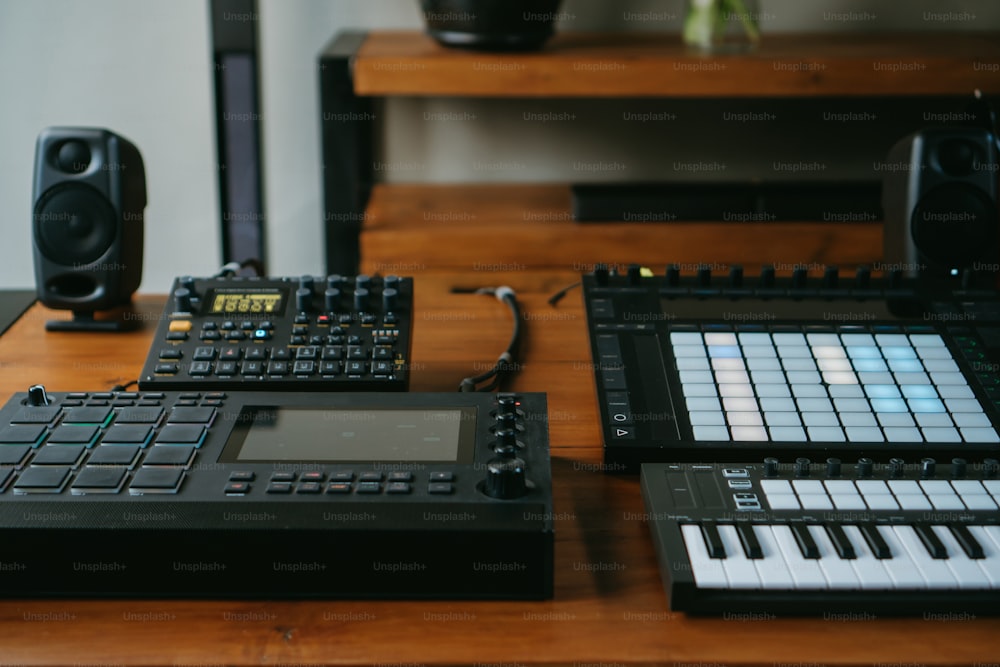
[1,270,997,665]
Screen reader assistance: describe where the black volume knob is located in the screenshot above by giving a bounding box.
[384,275,401,290]
[296,288,312,312]
[497,395,519,417]
[27,384,50,407]
[823,266,839,289]
[495,412,519,430]
[921,457,936,479]
[857,457,873,478]
[952,457,967,479]
[355,274,372,291]
[327,274,344,290]
[888,269,903,289]
[759,265,775,288]
[791,267,807,289]
[299,275,315,292]
[179,276,197,294]
[483,448,528,499]
[696,265,712,288]
[763,457,779,478]
[324,288,342,312]
[665,264,680,287]
[729,265,744,288]
[173,287,192,313]
[795,457,811,477]
[826,457,841,478]
[353,288,370,312]
[627,264,642,286]
[593,263,609,286]
[494,428,521,452]
[889,457,905,478]
[854,266,871,289]
[382,287,399,312]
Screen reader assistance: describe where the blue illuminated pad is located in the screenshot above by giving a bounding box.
[669,330,999,444]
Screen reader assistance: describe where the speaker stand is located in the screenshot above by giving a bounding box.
[45,309,140,332]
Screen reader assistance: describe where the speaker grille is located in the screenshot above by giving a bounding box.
[911,182,999,267]
[33,182,117,266]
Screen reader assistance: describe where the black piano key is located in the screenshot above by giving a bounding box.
[825,523,856,559]
[700,522,726,558]
[914,523,948,559]
[859,523,892,559]
[735,522,763,559]
[949,524,985,559]
[791,523,820,559]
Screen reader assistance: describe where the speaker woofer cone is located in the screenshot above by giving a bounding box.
[33,182,117,266]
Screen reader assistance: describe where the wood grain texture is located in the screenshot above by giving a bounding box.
[354,31,1000,97]
[361,183,882,273]
[1,273,998,665]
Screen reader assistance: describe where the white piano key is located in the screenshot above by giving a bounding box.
[876,525,928,588]
[676,357,711,370]
[746,357,782,371]
[766,494,801,510]
[715,525,761,589]
[711,357,746,371]
[808,525,860,590]
[768,426,808,442]
[681,524,729,589]
[931,525,991,590]
[892,525,957,589]
[750,525,797,589]
[968,526,1000,588]
[961,427,1000,443]
[771,525,828,589]
[842,525,893,589]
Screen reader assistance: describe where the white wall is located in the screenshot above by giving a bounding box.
[0,0,218,291]
[1,0,997,289]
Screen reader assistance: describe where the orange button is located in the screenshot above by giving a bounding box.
[168,319,193,332]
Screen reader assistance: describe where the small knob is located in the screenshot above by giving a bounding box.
[921,457,936,479]
[729,265,744,288]
[888,269,903,289]
[593,264,609,286]
[382,287,399,312]
[355,274,372,291]
[791,267,807,289]
[353,287,370,312]
[759,265,775,288]
[299,275,315,292]
[327,274,344,290]
[984,458,999,478]
[826,457,841,478]
[626,264,642,286]
[795,457,811,477]
[483,449,528,500]
[173,287,192,313]
[27,384,50,407]
[179,276,197,294]
[665,264,680,287]
[854,266,871,289]
[952,457,967,479]
[495,412,519,430]
[822,266,839,289]
[324,288,342,312]
[497,395,519,417]
[696,265,712,288]
[889,457,905,478]
[295,288,312,312]
[384,275,401,290]
[857,457,873,478]
[961,268,974,290]
[763,457,779,478]
[494,428,520,452]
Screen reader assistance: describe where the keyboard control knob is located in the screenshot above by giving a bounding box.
[382,288,399,312]
[296,288,312,312]
[854,266,871,289]
[888,269,903,289]
[27,385,50,407]
[795,457,811,477]
[495,412,519,429]
[857,457,873,478]
[627,264,642,286]
[759,265,775,288]
[384,275,401,290]
[921,457,936,479]
[791,267,807,289]
[327,274,344,290]
[826,457,841,478]
[593,264,609,286]
[729,265,744,288]
[952,457,967,479]
[179,276,197,294]
[353,288,370,312]
[696,265,712,288]
[173,287,193,313]
[497,395,519,417]
[324,288,342,312]
[665,264,680,287]
[763,457,779,478]
[299,275,315,292]
[985,458,999,478]
[483,448,528,500]
[889,457,905,478]
[494,428,520,452]
[355,274,372,291]
[823,266,839,289]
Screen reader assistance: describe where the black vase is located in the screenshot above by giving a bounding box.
[419,0,563,51]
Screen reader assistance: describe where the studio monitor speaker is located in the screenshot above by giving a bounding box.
[32,127,146,331]
[882,126,999,290]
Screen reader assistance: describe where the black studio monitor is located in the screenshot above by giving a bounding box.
[32,127,146,331]
[882,127,1000,291]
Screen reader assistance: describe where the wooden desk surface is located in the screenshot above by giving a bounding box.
[0,270,997,666]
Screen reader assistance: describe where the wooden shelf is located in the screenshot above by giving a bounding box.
[354,31,1000,98]
[360,183,882,274]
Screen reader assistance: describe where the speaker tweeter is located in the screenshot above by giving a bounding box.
[32,127,146,331]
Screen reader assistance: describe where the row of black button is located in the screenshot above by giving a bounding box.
[4,462,188,495]
[160,359,395,378]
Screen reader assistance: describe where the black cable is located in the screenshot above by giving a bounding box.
[547,281,581,306]
[110,379,138,392]
[457,286,522,392]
